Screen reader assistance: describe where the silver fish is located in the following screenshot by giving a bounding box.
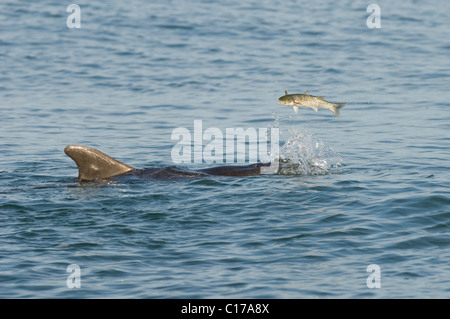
[278,90,346,116]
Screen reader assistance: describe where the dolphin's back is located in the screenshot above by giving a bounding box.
[65,145,271,181]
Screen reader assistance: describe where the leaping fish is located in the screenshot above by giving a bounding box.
[278,90,346,117]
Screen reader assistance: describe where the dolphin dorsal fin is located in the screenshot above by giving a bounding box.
[65,145,135,180]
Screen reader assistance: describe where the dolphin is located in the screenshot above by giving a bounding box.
[64,145,272,181]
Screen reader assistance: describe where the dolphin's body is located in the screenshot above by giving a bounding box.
[64,145,270,181]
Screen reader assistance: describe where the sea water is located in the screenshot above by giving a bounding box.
[0,0,449,298]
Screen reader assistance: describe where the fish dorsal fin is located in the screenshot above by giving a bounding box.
[65,145,135,180]
[285,90,288,95]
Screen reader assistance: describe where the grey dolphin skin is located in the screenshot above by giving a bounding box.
[64,145,135,180]
[64,145,271,181]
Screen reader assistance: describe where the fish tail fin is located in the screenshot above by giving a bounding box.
[329,103,346,117]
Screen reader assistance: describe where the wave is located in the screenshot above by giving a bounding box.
[266,115,343,175]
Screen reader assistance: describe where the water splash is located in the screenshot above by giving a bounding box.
[268,114,343,175]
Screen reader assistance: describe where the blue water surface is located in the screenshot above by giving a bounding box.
[1,0,449,298]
